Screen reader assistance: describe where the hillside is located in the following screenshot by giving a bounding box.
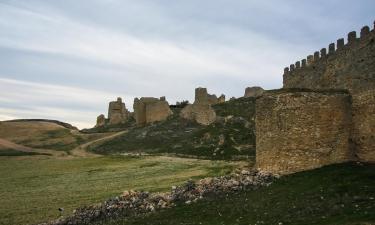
[0,120,107,152]
[95,163,375,225]
[89,97,256,160]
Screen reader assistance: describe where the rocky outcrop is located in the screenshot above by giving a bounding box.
[244,86,264,98]
[133,97,172,126]
[181,88,217,125]
[256,89,353,175]
[38,169,275,225]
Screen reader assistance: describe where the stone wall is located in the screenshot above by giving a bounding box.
[256,89,353,174]
[181,87,217,125]
[283,25,375,94]
[95,97,129,127]
[133,97,172,126]
[352,89,375,162]
[195,87,225,105]
[244,86,264,98]
[108,97,129,125]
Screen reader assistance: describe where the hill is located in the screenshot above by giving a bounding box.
[0,120,107,152]
[95,162,375,225]
[89,97,256,160]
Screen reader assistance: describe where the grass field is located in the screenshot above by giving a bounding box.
[0,155,243,225]
[97,163,375,225]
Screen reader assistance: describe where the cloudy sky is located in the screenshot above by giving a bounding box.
[0,0,374,128]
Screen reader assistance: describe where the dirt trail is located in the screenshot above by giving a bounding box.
[70,131,127,157]
[0,138,67,157]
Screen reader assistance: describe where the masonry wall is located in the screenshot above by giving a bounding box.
[256,89,353,174]
[283,27,375,94]
[352,89,375,162]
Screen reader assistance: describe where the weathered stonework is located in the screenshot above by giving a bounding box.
[244,86,264,98]
[95,97,130,127]
[256,90,353,174]
[195,87,225,105]
[133,97,172,126]
[352,89,375,162]
[95,114,106,127]
[180,104,216,126]
[181,87,217,125]
[283,27,375,94]
[108,97,130,125]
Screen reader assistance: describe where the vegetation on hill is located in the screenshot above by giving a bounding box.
[0,148,50,156]
[90,98,256,160]
[0,121,108,152]
[0,155,242,225]
[95,163,375,225]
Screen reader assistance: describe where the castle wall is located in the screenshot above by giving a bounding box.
[283,27,375,94]
[108,97,129,125]
[133,97,172,126]
[352,89,375,162]
[256,89,353,174]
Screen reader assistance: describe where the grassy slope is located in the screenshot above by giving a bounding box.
[90,98,256,160]
[0,148,50,156]
[99,163,375,225]
[0,155,242,225]
[0,121,107,152]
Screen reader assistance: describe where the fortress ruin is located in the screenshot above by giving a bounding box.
[256,22,375,174]
[133,97,173,126]
[95,97,130,127]
[180,87,217,125]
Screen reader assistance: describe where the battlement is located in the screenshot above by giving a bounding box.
[283,21,375,94]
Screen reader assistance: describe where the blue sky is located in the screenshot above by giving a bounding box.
[0,0,374,128]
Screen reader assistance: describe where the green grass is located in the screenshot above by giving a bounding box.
[0,149,50,156]
[97,163,375,225]
[0,155,242,225]
[91,98,256,160]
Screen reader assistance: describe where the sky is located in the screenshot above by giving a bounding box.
[0,0,374,128]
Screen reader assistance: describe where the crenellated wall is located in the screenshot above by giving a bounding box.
[256,21,375,174]
[283,23,375,94]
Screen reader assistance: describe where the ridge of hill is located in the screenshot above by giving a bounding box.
[89,97,256,160]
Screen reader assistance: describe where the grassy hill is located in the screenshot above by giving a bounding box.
[90,97,256,160]
[0,155,242,225]
[0,120,108,152]
[95,162,375,225]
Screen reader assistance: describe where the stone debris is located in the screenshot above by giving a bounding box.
[38,169,275,225]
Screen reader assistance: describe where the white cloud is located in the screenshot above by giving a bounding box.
[0,78,135,128]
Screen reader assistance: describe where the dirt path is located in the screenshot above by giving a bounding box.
[0,138,68,157]
[70,131,127,157]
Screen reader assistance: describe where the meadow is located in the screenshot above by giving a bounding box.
[0,155,242,225]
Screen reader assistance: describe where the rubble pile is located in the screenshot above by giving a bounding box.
[39,169,276,225]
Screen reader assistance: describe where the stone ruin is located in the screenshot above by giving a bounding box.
[180,88,217,125]
[244,86,264,98]
[195,87,225,105]
[95,97,130,127]
[133,96,173,126]
[256,21,375,174]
